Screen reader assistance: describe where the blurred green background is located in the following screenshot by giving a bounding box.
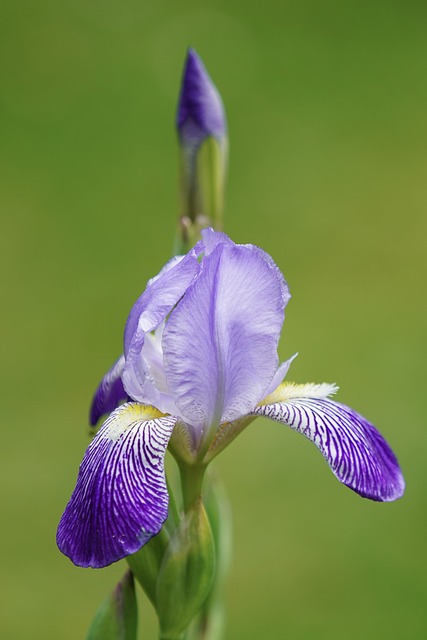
[1,0,426,638]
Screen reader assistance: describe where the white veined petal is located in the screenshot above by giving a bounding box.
[57,403,176,568]
[254,395,404,502]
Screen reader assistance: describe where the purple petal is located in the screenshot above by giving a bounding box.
[122,326,179,417]
[57,403,176,568]
[262,353,298,399]
[123,247,201,403]
[254,398,404,502]
[89,356,127,426]
[201,227,233,254]
[163,242,288,431]
[124,249,201,356]
[177,48,226,148]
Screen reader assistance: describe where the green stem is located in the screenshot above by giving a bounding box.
[180,463,206,511]
[166,475,180,528]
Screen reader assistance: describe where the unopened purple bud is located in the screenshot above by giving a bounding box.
[175,49,228,249]
[177,48,227,148]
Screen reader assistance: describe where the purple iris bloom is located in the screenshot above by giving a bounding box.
[57,229,404,569]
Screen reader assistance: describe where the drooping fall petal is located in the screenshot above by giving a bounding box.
[57,403,176,567]
[254,387,404,502]
[90,356,126,426]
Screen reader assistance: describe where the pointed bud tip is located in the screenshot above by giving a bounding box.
[177,48,226,146]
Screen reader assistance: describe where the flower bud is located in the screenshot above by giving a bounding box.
[85,571,137,640]
[156,499,216,638]
[176,48,228,251]
[127,528,169,608]
[177,48,226,149]
[188,469,232,640]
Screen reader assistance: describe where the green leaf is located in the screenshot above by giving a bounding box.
[86,571,137,640]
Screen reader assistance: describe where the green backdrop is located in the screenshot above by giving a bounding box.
[1,1,426,638]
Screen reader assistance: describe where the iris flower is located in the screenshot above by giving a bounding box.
[57,229,404,569]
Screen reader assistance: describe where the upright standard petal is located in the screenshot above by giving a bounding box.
[201,227,233,254]
[124,248,201,355]
[163,242,288,432]
[122,247,201,404]
[57,403,176,568]
[89,356,127,426]
[254,387,404,502]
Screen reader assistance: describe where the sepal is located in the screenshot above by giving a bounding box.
[90,356,126,426]
[57,403,176,568]
[254,393,405,502]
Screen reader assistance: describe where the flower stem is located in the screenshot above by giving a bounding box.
[180,463,206,511]
[166,475,180,528]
